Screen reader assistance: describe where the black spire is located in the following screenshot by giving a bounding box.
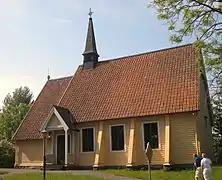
[82,8,99,69]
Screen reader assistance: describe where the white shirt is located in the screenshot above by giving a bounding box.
[201,157,212,170]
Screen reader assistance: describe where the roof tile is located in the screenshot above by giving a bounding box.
[59,44,199,123]
[13,76,72,140]
[13,44,200,140]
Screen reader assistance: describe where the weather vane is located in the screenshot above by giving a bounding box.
[47,68,50,80]
[88,8,93,18]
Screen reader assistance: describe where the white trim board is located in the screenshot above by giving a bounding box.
[46,125,64,131]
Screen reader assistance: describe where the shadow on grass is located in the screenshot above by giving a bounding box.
[0,172,9,175]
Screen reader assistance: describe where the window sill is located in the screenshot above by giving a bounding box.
[110,150,126,153]
[143,148,161,151]
[80,151,95,154]
[152,148,161,151]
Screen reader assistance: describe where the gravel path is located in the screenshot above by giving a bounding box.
[0,169,141,180]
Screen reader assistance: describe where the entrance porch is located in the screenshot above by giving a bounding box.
[40,105,78,167]
[45,131,76,165]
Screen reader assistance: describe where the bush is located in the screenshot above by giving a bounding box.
[0,139,15,168]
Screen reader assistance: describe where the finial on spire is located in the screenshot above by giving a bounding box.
[88,8,93,18]
[47,68,50,80]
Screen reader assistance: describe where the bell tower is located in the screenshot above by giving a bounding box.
[82,8,99,69]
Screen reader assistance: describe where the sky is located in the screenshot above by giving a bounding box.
[0,0,194,107]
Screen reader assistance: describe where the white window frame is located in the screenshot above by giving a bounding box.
[80,127,95,153]
[109,124,126,152]
[141,121,161,150]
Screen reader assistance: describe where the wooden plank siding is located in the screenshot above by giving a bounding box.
[15,140,43,166]
[135,116,165,165]
[15,112,202,167]
[197,75,214,160]
[170,113,197,164]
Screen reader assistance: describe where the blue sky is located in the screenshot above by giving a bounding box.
[0,0,194,106]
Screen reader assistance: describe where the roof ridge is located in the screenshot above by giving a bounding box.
[57,65,84,106]
[98,43,194,63]
[49,75,73,81]
[57,76,75,106]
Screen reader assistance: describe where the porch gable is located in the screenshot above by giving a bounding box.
[48,114,61,127]
[40,106,69,132]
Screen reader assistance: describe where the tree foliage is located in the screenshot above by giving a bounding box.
[148,0,222,88]
[0,103,31,141]
[0,86,33,141]
[3,86,33,107]
[0,139,15,168]
[212,97,222,163]
[0,86,33,167]
[148,0,222,162]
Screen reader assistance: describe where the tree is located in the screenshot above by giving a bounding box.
[0,104,31,141]
[212,96,222,163]
[3,86,33,107]
[148,0,222,88]
[0,139,15,168]
[148,0,222,162]
[0,86,33,167]
[0,86,33,141]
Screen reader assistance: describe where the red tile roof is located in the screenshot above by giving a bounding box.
[59,43,199,122]
[13,76,72,140]
[13,44,199,140]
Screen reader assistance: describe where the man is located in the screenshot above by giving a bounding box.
[193,154,202,180]
[201,153,212,180]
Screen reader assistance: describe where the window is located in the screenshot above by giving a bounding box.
[143,122,159,149]
[110,125,125,151]
[81,128,94,152]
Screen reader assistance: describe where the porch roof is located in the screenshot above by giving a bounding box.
[53,105,76,129]
[40,105,75,132]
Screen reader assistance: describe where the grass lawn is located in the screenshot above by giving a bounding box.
[105,166,222,180]
[2,172,105,180]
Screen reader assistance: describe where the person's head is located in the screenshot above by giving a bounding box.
[202,153,207,158]
[193,153,198,158]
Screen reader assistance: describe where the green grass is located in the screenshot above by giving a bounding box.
[105,167,222,180]
[2,172,105,180]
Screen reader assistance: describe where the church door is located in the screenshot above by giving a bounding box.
[56,135,65,164]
